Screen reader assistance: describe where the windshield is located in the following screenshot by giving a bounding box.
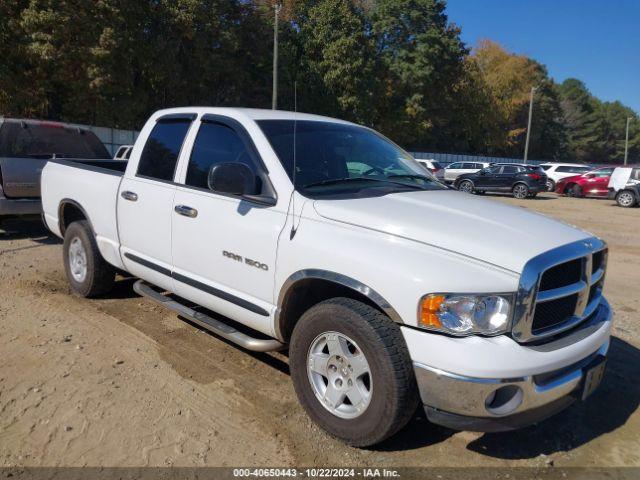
[257,120,446,198]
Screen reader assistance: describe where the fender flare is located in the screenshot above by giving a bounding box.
[57,198,95,236]
[275,269,403,341]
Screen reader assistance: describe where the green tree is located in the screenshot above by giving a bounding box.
[557,79,607,162]
[368,0,469,149]
[473,40,566,159]
[295,0,375,123]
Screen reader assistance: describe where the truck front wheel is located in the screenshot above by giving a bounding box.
[63,220,115,297]
[289,298,418,447]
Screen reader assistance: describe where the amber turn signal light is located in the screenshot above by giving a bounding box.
[419,294,445,328]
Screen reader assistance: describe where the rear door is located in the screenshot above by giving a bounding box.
[497,165,520,189]
[117,113,196,292]
[444,162,463,182]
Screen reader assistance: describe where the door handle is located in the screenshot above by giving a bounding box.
[121,191,138,201]
[174,205,198,218]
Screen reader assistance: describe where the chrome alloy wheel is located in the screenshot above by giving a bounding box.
[458,180,474,194]
[306,331,372,419]
[617,191,635,207]
[513,184,528,199]
[546,179,554,191]
[68,237,88,283]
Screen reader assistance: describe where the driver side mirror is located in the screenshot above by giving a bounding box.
[585,173,595,179]
[479,169,487,175]
[208,162,256,196]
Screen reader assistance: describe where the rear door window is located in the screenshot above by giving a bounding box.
[137,119,193,181]
[556,165,590,173]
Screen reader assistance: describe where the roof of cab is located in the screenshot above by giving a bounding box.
[152,107,355,125]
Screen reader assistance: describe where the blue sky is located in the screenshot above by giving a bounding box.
[446,0,640,114]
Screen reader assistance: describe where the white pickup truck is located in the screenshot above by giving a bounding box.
[41,108,612,446]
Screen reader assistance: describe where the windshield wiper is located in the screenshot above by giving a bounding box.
[302,177,427,190]
[388,173,437,183]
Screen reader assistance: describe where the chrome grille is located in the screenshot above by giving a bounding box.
[532,294,579,333]
[539,258,582,291]
[512,238,607,343]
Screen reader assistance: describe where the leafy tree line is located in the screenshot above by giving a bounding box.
[0,0,637,162]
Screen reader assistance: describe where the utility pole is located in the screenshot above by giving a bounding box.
[624,116,632,165]
[272,3,282,110]
[523,86,536,163]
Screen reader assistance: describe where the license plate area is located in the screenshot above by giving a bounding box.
[581,355,607,401]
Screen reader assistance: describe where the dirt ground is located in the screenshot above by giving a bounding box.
[1,193,639,469]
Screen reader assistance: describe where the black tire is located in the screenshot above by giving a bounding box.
[63,220,115,297]
[570,184,583,198]
[512,183,529,199]
[289,298,419,447]
[616,190,637,208]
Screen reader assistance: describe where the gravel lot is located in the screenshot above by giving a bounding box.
[1,193,638,469]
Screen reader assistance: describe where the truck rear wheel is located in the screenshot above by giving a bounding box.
[63,220,115,297]
[616,190,637,208]
[289,298,418,447]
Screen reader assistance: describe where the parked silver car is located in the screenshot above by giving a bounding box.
[443,161,492,184]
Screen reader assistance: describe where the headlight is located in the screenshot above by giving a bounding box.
[419,293,513,335]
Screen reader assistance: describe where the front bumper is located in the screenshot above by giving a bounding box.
[411,300,612,432]
[0,196,42,216]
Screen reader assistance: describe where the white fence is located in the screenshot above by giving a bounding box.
[411,151,546,166]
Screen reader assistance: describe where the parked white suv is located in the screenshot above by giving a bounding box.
[443,161,492,184]
[540,163,593,192]
[415,158,443,176]
[40,108,612,446]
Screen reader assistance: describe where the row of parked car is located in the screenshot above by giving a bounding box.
[417,159,640,207]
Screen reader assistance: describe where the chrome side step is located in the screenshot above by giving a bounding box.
[133,280,285,352]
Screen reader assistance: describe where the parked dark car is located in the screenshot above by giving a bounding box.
[0,118,118,222]
[454,163,547,199]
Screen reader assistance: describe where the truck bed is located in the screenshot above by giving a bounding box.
[41,159,126,270]
[0,157,126,199]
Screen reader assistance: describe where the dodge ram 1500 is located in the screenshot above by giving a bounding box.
[41,108,612,446]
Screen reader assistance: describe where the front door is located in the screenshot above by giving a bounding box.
[118,115,195,292]
[585,169,613,196]
[170,116,287,336]
[475,165,502,188]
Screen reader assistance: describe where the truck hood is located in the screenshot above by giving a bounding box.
[313,190,591,273]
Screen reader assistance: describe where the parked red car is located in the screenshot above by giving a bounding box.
[555,166,616,197]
